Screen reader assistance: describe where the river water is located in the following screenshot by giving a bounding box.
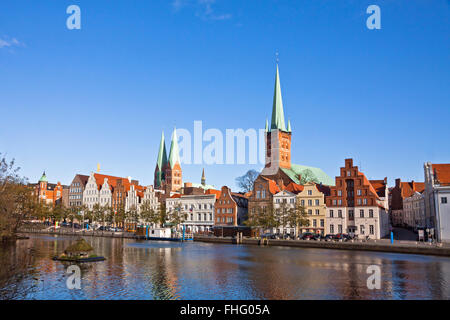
[0,234,449,300]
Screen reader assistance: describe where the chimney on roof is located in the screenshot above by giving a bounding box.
[127,176,132,183]
[395,178,401,188]
[412,180,416,190]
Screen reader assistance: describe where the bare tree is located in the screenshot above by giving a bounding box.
[235,169,259,193]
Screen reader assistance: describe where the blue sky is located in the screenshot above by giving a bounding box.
[0,0,449,190]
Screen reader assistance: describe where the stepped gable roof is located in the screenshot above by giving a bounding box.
[281,163,335,186]
[260,176,281,194]
[432,163,450,186]
[400,181,425,198]
[357,172,380,200]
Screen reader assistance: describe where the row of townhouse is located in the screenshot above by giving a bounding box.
[387,162,450,242]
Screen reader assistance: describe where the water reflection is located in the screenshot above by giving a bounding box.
[0,234,449,300]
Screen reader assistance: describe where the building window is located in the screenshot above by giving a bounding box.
[338,210,342,218]
[338,225,343,233]
[338,199,342,205]
[360,209,364,218]
[357,199,361,205]
[330,225,334,234]
[369,225,374,235]
[330,210,334,218]
[315,209,320,215]
[357,189,362,196]
[308,200,312,206]
[349,210,354,219]
[315,199,319,206]
[313,220,317,227]
[360,225,365,235]
[301,200,305,206]
[369,209,374,218]
[442,197,448,204]
[308,190,312,195]
[308,209,312,215]
[338,190,342,196]
[363,198,368,205]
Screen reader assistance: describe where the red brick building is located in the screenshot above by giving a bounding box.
[215,186,249,226]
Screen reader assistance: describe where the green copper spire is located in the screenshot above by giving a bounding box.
[39,171,48,183]
[265,119,269,132]
[155,131,167,187]
[270,64,287,132]
[156,131,168,170]
[287,119,291,132]
[168,127,181,169]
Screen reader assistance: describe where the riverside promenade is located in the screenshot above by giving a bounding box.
[194,235,450,257]
[19,227,137,239]
[19,227,450,257]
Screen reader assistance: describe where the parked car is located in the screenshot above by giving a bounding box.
[300,232,316,240]
[312,234,324,241]
[324,234,335,241]
[334,233,352,241]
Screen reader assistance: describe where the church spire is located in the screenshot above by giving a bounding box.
[155,131,167,188]
[168,127,181,169]
[156,131,167,171]
[287,119,291,132]
[201,168,206,186]
[270,64,287,132]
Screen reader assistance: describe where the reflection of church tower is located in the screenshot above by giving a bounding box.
[154,131,168,189]
[261,64,292,176]
[201,168,206,186]
[164,128,183,192]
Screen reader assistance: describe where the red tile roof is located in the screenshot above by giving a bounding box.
[205,189,221,198]
[285,182,304,194]
[400,181,425,198]
[433,163,450,186]
[260,176,281,194]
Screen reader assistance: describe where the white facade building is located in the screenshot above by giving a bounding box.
[166,194,216,233]
[424,162,450,242]
[273,190,297,235]
[403,192,425,230]
[83,172,100,210]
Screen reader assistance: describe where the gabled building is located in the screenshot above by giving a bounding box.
[68,174,89,207]
[297,182,330,235]
[215,186,249,226]
[424,162,450,242]
[390,178,425,227]
[325,159,390,239]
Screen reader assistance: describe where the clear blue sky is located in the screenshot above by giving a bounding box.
[0,0,449,190]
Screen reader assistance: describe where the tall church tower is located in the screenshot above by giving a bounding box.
[154,131,167,189]
[38,171,48,201]
[261,64,292,176]
[164,128,183,192]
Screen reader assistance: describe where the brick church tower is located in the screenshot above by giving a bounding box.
[261,64,292,176]
[164,128,183,192]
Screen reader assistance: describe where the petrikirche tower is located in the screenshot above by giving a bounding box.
[261,63,292,176]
